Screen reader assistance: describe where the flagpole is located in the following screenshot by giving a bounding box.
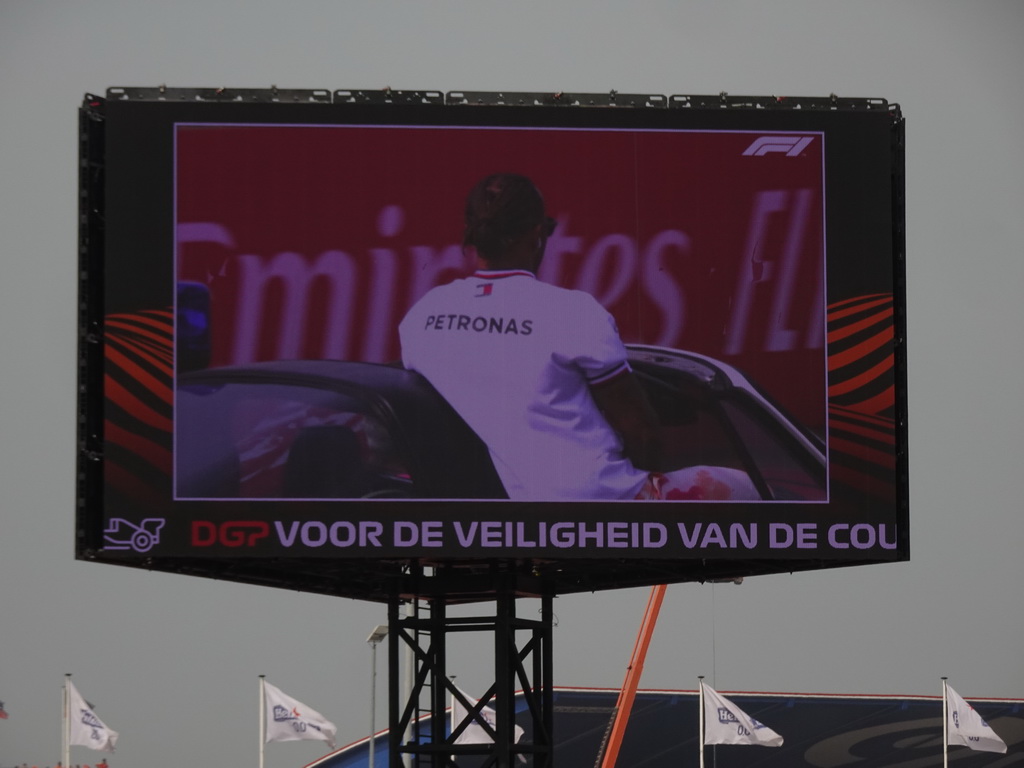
[942,677,948,768]
[63,674,71,768]
[449,675,455,738]
[403,601,415,768]
[259,675,266,768]
[698,676,705,768]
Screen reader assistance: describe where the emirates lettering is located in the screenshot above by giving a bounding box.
[179,193,821,364]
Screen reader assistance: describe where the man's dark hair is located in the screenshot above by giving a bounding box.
[463,173,545,259]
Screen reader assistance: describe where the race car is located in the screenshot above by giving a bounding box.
[174,346,826,502]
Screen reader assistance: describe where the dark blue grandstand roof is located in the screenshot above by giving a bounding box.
[304,687,1024,768]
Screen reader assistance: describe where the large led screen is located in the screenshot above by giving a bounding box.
[78,91,907,598]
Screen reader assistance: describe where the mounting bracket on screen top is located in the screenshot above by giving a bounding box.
[102,86,899,114]
[673,92,899,114]
[447,90,667,107]
[450,91,900,113]
[335,88,445,104]
[105,85,334,102]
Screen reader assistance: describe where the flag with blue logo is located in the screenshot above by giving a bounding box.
[945,684,1007,753]
[67,680,118,752]
[263,680,337,749]
[451,686,524,746]
[701,682,783,747]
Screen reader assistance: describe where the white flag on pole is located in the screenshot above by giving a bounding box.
[263,681,337,749]
[451,686,524,746]
[945,684,1007,754]
[67,680,119,753]
[701,682,783,747]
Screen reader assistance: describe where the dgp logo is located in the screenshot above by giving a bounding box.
[191,520,270,547]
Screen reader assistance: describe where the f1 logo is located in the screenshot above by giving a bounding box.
[742,136,814,157]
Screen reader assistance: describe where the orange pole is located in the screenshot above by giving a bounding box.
[599,584,668,768]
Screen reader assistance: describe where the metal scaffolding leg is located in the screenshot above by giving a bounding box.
[387,589,554,768]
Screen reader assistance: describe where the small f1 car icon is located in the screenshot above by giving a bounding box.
[103,518,166,553]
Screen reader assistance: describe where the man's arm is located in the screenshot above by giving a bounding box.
[590,371,672,472]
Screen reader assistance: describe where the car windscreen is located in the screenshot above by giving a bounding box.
[717,396,827,501]
[634,366,827,501]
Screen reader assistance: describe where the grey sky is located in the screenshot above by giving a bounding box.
[2,2,1023,767]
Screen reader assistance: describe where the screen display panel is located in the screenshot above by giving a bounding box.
[79,91,907,598]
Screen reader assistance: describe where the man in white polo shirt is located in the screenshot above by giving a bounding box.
[399,173,757,501]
